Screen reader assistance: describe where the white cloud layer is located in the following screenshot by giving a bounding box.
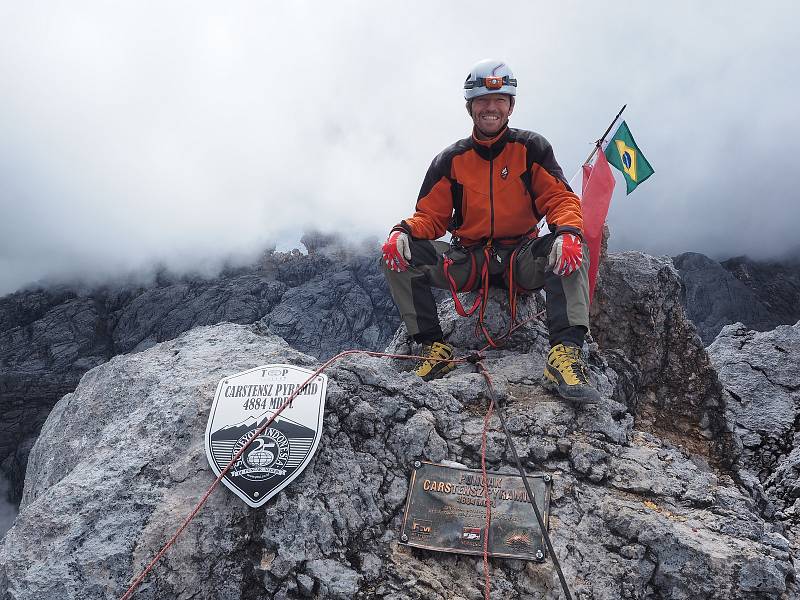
[1,1,798,294]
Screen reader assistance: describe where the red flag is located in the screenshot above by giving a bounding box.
[580,148,616,301]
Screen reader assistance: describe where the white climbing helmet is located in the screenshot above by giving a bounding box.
[463,59,517,100]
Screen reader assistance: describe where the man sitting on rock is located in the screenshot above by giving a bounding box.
[381,59,600,404]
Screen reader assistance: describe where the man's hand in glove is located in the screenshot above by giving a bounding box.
[548,233,583,277]
[382,230,411,272]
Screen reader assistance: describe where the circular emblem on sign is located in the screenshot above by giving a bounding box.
[232,428,290,481]
[247,442,274,467]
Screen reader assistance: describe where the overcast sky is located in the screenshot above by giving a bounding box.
[1,1,798,295]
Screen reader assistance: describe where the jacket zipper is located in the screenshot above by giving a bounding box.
[488,148,495,239]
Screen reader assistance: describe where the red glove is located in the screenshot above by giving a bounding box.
[548,233,583,277]
[382,231,411,272]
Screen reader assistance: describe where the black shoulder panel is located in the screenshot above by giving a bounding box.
[510,129,573,191]
[450,181,464,230]
[417,137,473,200]
[519,169,540,221]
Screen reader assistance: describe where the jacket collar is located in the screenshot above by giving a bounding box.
[471,125,510,160]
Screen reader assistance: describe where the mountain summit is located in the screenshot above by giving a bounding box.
[1,251,797,599]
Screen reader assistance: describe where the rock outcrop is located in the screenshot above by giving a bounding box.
[674,252,800,345]
[0,238,399,502]
[1,250,796,598]
[722,257,800,329]
[708,322,800,545]
[590,253,729,462]
[5,242,798,510]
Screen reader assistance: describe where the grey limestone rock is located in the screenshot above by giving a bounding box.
[708,322,800,544]
[2,245,799,598]
[590,252,730,461]
[674,252,775,345]
[0,291,117,502]
[0,240,400,503]
[674,252,800,345]
[720,256,800,328]
[1,307,795,598]
[262,266,398,360]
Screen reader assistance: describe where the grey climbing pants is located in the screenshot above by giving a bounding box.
[381,233,591,346]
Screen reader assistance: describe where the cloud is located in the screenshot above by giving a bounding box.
[1,1,798,294]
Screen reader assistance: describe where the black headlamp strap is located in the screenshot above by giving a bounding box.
[464,75,518,90]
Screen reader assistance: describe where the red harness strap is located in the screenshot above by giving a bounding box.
[443,249,485,317]
[443,240,526,348]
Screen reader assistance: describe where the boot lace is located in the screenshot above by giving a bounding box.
[420,342,450,368]
[552,345,589,384]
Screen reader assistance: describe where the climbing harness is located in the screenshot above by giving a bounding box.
[442,237,531,348]
[119,311,574,600]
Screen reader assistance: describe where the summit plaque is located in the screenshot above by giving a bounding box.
[400,461,551,561]
[205,364,327,507]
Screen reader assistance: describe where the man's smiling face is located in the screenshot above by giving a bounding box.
[469,93,514,139]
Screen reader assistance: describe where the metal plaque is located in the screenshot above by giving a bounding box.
[400,462,551,561]
[205,364,327,508]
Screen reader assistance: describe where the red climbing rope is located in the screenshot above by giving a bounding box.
[119,349,467,600]
[444,242,530,349]
[120,310,548,600]
[479,366,495,600]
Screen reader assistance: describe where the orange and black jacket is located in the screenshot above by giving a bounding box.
[395,126,583,246]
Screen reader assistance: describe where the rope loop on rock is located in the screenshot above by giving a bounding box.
[120,310,557,600]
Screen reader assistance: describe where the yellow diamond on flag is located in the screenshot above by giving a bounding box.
[614,139,638,182]
[604,120,654,194]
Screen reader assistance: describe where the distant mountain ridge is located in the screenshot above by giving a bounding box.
[212,414,314,442]
[673,252,800,344]
[1,240,798,508]
[0,233,399,503]
[3,254,798,598]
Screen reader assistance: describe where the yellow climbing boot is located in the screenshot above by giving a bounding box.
[543,343,601,404]
[415,341,457,381]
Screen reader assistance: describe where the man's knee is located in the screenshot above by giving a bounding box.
[408,239,442,267]
[514,244,549,291]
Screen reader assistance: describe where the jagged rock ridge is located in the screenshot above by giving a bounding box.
[3,242,797,509]
[674,252,800,345]
[708,322,800,543]
[0,234,399,502]
[1,252,796,599]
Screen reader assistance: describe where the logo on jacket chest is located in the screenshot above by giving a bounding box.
[500,166,508,180]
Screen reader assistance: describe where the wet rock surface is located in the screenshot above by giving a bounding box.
[674,252,800,345]
[0,239,399,502]
[708,322,800,546]
[2,279,797,597]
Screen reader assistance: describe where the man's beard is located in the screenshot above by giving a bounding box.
[475,117,508,138]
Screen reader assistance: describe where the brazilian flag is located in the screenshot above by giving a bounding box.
[604,121,654,194]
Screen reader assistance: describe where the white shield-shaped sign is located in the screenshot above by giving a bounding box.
[205,364,328,507]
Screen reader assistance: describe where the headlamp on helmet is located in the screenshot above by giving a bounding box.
[464,59,517,100]
[464,74,517,92]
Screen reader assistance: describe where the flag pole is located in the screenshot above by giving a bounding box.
[582,104,627,166]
